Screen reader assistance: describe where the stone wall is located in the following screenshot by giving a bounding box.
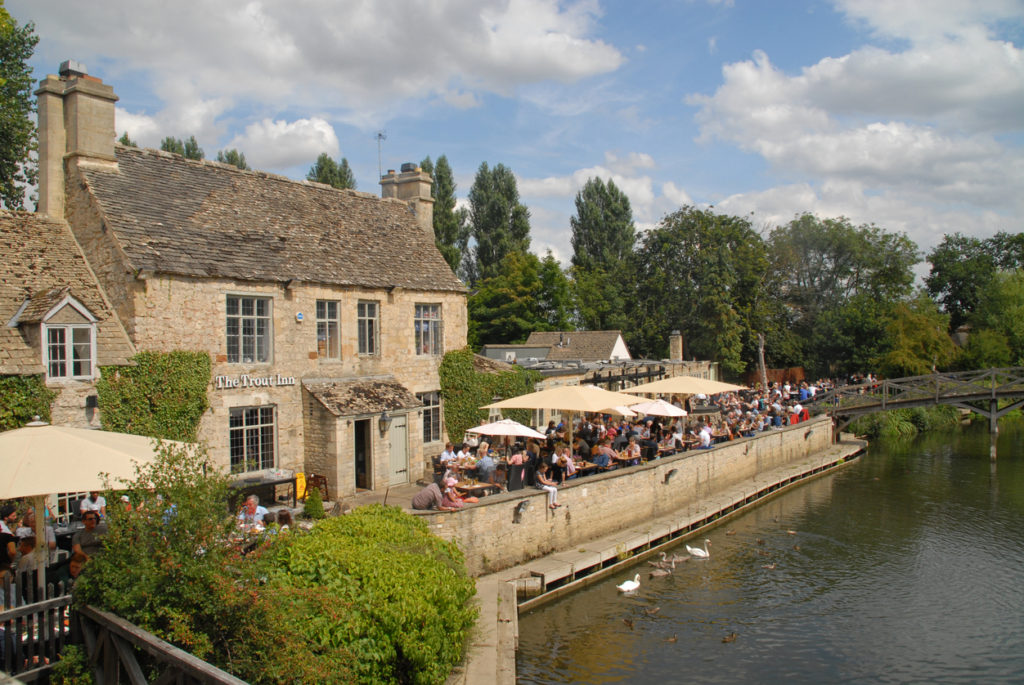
[418,415,833,576]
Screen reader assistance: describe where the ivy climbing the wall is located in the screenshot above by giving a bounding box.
[96,351,212,441]
[438,347,540,442]
[0,375,56,431]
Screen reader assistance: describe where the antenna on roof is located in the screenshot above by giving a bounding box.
[375,131,387,180]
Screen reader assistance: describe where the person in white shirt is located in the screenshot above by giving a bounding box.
[699,423,713,449]
[80,492,106,518]
[439,442,457,464]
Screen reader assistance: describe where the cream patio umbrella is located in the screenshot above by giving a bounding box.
[0,420,194,598]
[484,384,648,448]
[466,419,547,440]
[623,376,747,397]
[628,398,688,418]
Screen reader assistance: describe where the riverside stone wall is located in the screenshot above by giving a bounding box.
[418,415,834,576]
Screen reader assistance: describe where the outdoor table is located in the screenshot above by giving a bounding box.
[230,473,297,508]
[574,461,602,477]
[454,481,499,498]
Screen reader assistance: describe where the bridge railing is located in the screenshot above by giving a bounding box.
[808,367,1024,416]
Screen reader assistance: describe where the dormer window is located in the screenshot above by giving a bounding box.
[8,288,99,382]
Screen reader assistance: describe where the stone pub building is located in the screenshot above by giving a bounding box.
[32,61,467,498]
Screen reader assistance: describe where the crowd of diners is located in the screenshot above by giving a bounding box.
[413,378,838,512]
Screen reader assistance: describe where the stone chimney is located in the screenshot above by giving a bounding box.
[669,330,683,361]
[379,162,434,237]
[35,60,118,218]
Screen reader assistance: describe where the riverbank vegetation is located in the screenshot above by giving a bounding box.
[850,405,962,440]
[76,443,476,684]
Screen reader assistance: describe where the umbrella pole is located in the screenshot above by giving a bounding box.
[32,495,46,601]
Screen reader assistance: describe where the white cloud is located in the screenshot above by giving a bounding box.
[226,117,340,170]
[16,0,623,130]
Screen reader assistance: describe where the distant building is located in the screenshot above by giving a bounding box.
[31,61,467,497]
[482,330,632,364]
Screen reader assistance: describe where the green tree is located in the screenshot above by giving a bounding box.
[160,135,204,160]
[307,152,356,189]
[926,231,1024,330]
[631,206,766,375]
[468,252,551,349]
[0,3,38,210]
[874,293,955,377]
[118,131,137,147]
[420,155,468,275]
[538,251,573,331]
[466,162,531,285]
[216,148,249,170]
[968,269,1024,366]
[569,177,636,331]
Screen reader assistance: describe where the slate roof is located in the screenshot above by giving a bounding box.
[76,146,466,292]
[0,211,135,375]
[303,376,423,417]
[524,330,628,361]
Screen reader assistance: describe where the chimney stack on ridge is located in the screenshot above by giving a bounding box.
[35,60,118,218]
[380,164,434,237]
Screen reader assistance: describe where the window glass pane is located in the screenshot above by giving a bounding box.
[72,327,92,377]
[229,406,276,474]
[227,296,272,364]
[48,328,67,377]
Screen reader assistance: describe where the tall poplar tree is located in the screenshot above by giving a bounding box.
[160,135,204,160]
[466,162,530,285]
[569,177,636,331]
[420,154,468,276]
[216,148,250,170]
[307,152,356,189]
[0,3,38,210]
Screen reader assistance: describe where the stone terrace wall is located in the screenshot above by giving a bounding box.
[418,415,833,576]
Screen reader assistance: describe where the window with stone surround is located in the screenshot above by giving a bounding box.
[229,405,276,474]
[316,299,340,360]
[226,295,272,363]
[46,324,94,379]
[357,300,379,356]
[414,303,442,356]
[417,390,442,443]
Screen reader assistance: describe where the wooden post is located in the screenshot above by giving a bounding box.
[757,333,769,392]
[990,398,998,461]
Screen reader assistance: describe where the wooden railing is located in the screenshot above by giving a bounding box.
[0,582,74,682]
[76,605,247,685]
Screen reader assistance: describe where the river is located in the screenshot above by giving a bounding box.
[516,420,1024,684]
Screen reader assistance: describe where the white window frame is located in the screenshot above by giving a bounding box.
[45,323,96,380]
[417,391,443,444]
[229,405,277,474]
[357,300,379,356]
[414,303,443,356]
[316,299,341,361]
[226,294,273,364]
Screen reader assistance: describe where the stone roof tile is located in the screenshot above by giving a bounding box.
[525,330,627,361]
[303,376,423,417]
[77,146,466,292]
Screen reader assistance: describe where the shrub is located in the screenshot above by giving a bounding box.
[263,505,477,685]
[303,485,326,519]
[439,347,539,441]
[51,644,93,685]
[0,375,56,431]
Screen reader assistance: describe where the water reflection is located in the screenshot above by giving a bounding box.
[517,422,1024,684]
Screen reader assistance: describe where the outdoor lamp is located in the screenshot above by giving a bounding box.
[379,411,393,434]
[513,499,531,524]
[663,468,678,485]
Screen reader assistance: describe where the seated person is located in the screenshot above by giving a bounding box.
[80,491,107,519]
[237,494,269,527]
[441,478,465,510]
[439,442,458,464]
[620,436,642,465]
[49,552,88,590]
[412,482,446,510]
[476,451,497,483]
[17,511,57,564]
[592,439,617,468]
[72,511,107,557]
[16,535,37,575]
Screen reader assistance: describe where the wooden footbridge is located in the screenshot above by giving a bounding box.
[810,368,1024,455]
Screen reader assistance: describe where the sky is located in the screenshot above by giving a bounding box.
[10,0,1024,269]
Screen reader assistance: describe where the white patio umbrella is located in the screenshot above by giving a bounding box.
[628,398,688,417]
[0,420,194,597]
[466,418,546,440]
[484,384,648,447]
[624,376,747,397]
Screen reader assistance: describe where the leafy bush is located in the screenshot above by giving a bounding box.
[0,375,55,431]
[51,644,93,685]
[263,505,477,685]
[850,406,961,439]
[75,446,475,685]
[96,350,211,441]
[304,485,326,519]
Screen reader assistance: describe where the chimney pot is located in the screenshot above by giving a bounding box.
[59,59,88,77]
[400,162,416,173]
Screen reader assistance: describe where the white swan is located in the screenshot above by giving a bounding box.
[616,574,641,592]
[686,539,711,559]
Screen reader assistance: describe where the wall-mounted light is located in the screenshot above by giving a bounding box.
[663,468,678,485]
[513,499,531,524]
[379,411,393,434]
